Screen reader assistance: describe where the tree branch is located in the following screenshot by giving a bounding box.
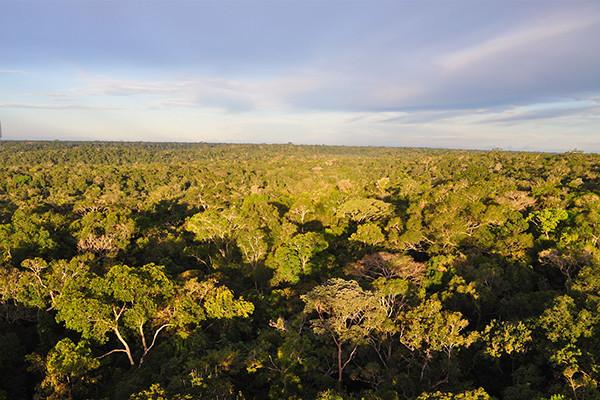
[138,323,172,367]
[139,321,147,352]
[97,348,127,359]
[342,345,359,370]
[113,326,135,366]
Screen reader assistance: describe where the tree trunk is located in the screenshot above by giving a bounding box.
[337,343,343,385]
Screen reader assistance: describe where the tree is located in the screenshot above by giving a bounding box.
[236,228,269,266]
[345,252,426,282]
[27,338,99,400]
[186,209,243,259]
[0,208,57,264]
[70,208,135,256]
[350,223,385,246]
[302,278,386,385]
[129,383,193,400]
[269,232,328,285]
[399,298,476,383]
[287,196,316,228]
[538,295,598,397]
[236,227,270,288]
[528,208,569,239]
[336,198,393,224]
[480,320,532,358]
[8,260,254,367]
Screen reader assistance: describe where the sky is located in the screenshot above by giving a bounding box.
[1,0,599,151]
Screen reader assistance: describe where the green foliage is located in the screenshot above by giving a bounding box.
[130,384,170,400]
[0,208,57,264]
[0,142,599,399]
[350,223,385,246]
[7,258,253,368]
[317,389,347,400]
[70,208,135,256]
[528,208,569,239]
[269,232,328,285]
[303,278,387,383]
[303,279,385,345]
[129,383,193,400]
[236,227,269,265]
[202,283,254,319]
[186,209,239,244]
[27,338,99,400]
[481,320,532,358]
[416,388,492,399]
[400,298,476,355]
[337,198,393,223]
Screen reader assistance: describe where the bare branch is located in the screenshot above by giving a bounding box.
[97,348,127,359]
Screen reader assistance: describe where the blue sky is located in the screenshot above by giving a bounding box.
[1,0,599,151]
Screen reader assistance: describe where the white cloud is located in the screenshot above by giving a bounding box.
[4,99,599,152]
[32,71,330,114]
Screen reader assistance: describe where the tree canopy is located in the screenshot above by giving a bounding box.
[0,142,599,399]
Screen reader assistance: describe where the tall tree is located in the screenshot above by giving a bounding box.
[302,278,386,385]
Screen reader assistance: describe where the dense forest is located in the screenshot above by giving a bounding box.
[0,141,598,400]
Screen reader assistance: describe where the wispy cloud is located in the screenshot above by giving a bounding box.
[35,72,326,113]
[439,13,600,71]
[367,97,600,127]
[483,101,600,125]
[0,69,27,74]
[0,103,122,111]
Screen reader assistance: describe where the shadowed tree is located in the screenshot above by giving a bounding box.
[268,232,328,285]
[186,208,243,260]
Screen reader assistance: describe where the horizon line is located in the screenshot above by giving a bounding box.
[0,138,593,155]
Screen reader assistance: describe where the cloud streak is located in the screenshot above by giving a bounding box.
[0,103,122,111]
[0,69,27,74]
[439,12,600,71]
